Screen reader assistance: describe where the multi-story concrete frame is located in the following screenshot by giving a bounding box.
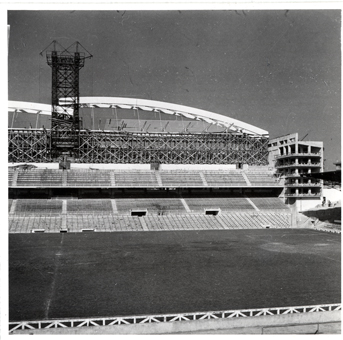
[268,133,323,211]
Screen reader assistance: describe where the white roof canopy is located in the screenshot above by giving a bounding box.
[8,101,51,115]
[8,97,269,136]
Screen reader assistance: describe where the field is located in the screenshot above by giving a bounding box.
[9,229,341,322]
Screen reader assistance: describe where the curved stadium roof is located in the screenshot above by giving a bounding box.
[8,97,269,136]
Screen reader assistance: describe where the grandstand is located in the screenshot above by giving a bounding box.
[8,165,291,233]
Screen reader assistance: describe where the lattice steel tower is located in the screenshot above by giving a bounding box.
[41,41,92,159]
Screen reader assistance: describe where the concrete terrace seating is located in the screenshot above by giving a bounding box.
[15,199,63,215]
[16,169,63,186]
[8,169,14,186]
[9,168,282,188]
[245,171,279,186]
[8,211,291,233]
[113,171,159,187]
[67,170,111,186]
[218,212,291,229]
[203,171,247,186]
[249,197,290,211]
[66,215,143,232]
[10,197,290,216]
[66,199,113,214]
[143,214,224,231]
[159,171,204,186]
[115,198,186,215]
[217,213,262,229]
[185,197,254,212]
[112,216,143,231]
[9,215,62,233]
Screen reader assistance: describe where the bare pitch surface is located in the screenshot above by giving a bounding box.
[9,229,340,322]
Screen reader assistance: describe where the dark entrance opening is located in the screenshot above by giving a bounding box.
[131,210,147,217]
[205,209,220,216]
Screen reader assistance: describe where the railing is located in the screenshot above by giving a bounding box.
[285,183,322,187]
[9,303,341,333]
[297,163,321,167]
[285,173,311,177]
[276,163,321,168]
[311,226,341,234]
[285,193,321,197]
[275,152,321,159]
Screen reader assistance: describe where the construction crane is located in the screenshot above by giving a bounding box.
[300,131,310,141]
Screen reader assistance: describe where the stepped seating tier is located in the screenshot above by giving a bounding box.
[67,170,111,186]
[67,199,113,213]
[115,198,186,214]
[8,169,14,186]
[9,168,282,188]
[113,171,159,187]
[245,171,280,186]
[14,199,63,214]
[66,215,143,232]
[159,171,204,186]
[217,212,290,229]
[143,214,225,231]
[185,197,254,211]
[203,171,247,186]
[10,198,290,216]
[9,216,62,233]
[249,197,290,210]
[9,212,292,233]
[16,169,63,186]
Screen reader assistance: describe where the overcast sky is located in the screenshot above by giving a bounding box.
[8,10,341,170]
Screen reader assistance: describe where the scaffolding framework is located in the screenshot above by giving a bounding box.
[42,41,92,159]
[8,129,269,165]
[8,129,51,163]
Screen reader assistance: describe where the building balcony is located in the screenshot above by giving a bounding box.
[284,173,323,179]
[275,152,321,160]
[275,162,321,169]
[285,182,322,187]
[284,192,321,198]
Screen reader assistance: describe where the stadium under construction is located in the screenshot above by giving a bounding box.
[8,41,340,334]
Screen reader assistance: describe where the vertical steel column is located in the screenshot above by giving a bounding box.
[43,41,92,160]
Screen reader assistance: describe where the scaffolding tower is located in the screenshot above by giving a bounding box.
[41,41,92,159]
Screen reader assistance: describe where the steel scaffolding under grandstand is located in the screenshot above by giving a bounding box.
[8,129,269,164]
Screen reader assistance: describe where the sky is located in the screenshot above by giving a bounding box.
[7,10,341,170]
